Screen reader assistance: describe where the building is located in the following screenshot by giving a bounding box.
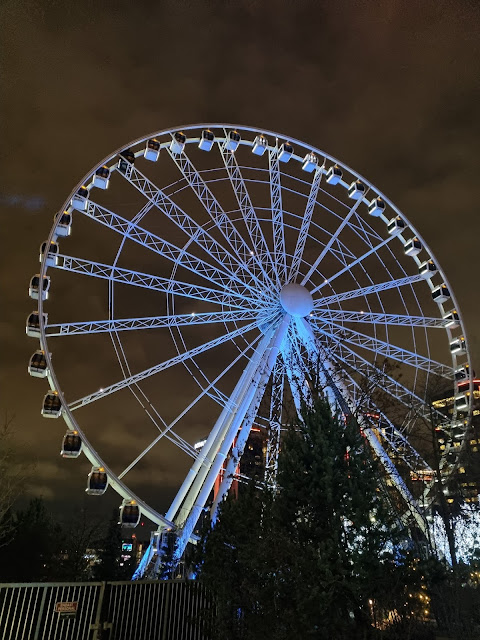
[432,379,480,505]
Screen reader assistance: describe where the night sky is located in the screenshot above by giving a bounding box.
[1,0,480,523]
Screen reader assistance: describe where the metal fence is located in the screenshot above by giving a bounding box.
[0,579,212,640]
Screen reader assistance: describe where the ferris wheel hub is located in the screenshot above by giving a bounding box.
[279,283,314,317]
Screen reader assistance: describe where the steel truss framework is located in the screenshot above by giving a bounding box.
[31,124,473,578]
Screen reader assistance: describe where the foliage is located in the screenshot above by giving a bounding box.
[94,509,133,581]
[196,396,421,639]
[0,414,33,546]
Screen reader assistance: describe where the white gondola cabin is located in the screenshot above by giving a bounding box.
[432,284,450,304]
[302,153,318,173]
[404,237,422,257]
[419,260,437,279]
[71,187,89,211]
[39,241,59,267]
[387,216,405,236]
[225,130,241,152]
[61,431,82,458]
[144,138,160,162]
[326,165,342,185]
[278,142,293,163]
[454,394,469,412]
[42,391,62,418]
[443,309,460,329]
[368,197,385,217]
[86,466,108,495]
[454,363,469,381]
[93,165,110,190]
[170,132,186,155]
[26,311,47,337]
[450,336,466,355]
[252,135,268,156]
[119,499,140,528]
[348,180,366,200]
[198,129,215,152]
[29,274,50,301]
[54,211,72,237]
[28,350,48,378]
[118,149,135,174]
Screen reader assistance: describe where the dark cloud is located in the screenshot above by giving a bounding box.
[1,0,479,519]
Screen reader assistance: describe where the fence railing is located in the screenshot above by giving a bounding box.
[0,579,212,640]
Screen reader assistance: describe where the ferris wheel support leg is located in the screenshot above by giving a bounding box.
[172,315,291,563]
[164,326,279,526]
[296,318,429,536]
[210,317,290,520]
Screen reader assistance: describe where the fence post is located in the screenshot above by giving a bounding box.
[33,586,48,640]
[90,582,106,640]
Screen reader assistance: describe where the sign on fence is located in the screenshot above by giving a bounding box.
[55,601,78,619]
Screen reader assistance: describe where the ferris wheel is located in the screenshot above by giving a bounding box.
[28,124,472,574]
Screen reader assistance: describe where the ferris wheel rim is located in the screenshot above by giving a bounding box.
[34,123,473,532]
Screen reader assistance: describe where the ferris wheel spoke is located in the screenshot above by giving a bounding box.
[310,318,452,377]
[310,235,396,295]
[313,273,425,308]
[326,351,431,473]
[45,310,265,337]
[81,200,258,297]
[289,166,323,283]
[69,316,272,411]
[118,162,269,297]
[264,353,285,488]
[167,149,266,291]
[268,145,287,286]
[311,309,446,328]
[323,336,435,420]
[218,137,277,286]
[118,330,264,481]
[54,254,262,310]
[301,193,368,286]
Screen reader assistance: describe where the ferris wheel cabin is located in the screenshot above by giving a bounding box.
[443,309,460,329]
[39,241,59,267]
[368,197,385,217]
[41,391,62,418]
[302,153,318,173]
[170,132,186,155]
[86,466,108,495]
[326,165,342,185]
[26,311,47,338]
[455,363,470,381]
[348,180,366,200]
[28,350,48,378]
[225,130,241,151]
[71,187,89,211]
[432,284,450,304]
[387,217,406,236]
[119,499,141,528]
[199,129,215,152]
[419,260,437,279]
[93,166,110,190]
[278,142,293,163]
[404,237,422,257]
[61,431,82,458]
[450,336,467,356]
[144,138,161,162]
[118,149,135,174]
[252,135,268,156]
[29,274,50,301]
[54,211,72,237]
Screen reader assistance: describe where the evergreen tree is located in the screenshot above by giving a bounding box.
[198,396,415,639]
[94,509,133,581]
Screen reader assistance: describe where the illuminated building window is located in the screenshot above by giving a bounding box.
[459,467,466,474]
